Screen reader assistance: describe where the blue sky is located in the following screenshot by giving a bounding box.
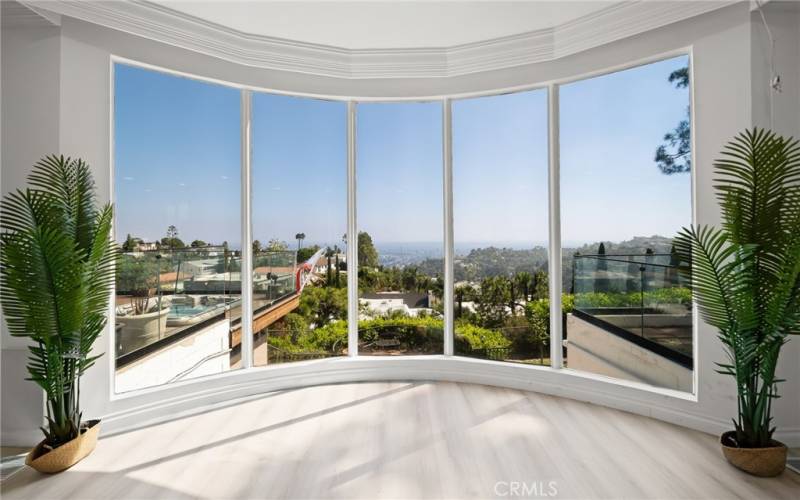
[115,55,690,250]
[252,93,347,250]
[114,64,241,247]
[560,55,691,244]
[453,89,549,248]
[357,102,443,247]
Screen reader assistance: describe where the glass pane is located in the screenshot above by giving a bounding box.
[251,93,347,366]
[560,55,694,391]
[452,90,550,365]
[114,63,241,393]
[356,102,443,355]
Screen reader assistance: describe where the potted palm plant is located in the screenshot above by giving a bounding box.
[674,129,799,477]
[0,156,116,473]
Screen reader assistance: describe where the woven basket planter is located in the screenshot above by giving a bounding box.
[25,420,101,474]
[720,431,787,477]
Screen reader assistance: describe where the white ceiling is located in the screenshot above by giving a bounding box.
[153,1,618,49]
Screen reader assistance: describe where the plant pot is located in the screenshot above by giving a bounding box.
[25,420,101,474]
[116,306,170,356]
[720,430,787,477]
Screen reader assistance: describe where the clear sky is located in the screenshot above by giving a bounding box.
[357,102,443,247]
[453,89,549,247]
[252,93,347,250]
[114,64,241,247]
[115,55,690,250]
[560,55,691,244]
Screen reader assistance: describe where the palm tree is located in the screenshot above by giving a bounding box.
[0,156,116,448]
[295,232,305,251]
[674,129,800,449]
[515,271,532,302]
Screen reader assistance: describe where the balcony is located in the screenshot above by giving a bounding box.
[566,253,693,391]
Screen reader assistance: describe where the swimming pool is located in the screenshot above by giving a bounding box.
[168,305,216,319]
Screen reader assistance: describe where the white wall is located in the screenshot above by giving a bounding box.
[750,0,800,446]
[3,2,797,446]
[1,23,61,446]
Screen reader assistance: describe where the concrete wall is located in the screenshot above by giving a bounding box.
[566,314,693,392]
[115,321,231,393]
[2,2,797,446]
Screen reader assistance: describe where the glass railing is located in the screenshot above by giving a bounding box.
[570,253,692,361]
[252,250,297,308]
[252,248,348,366]
[115,246,242,360]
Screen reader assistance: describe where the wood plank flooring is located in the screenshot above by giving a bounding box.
[2,381,799,499]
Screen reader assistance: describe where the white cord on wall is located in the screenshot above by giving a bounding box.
[754,0,782,130]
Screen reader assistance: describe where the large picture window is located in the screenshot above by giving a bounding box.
[251,93,348,365]
[113,54,694,394]
[452,90,550,365]
[559,55,693,391]
[355,102,444,356]
[113,64,241,392]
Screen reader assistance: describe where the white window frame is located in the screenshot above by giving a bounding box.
[108,47,696,402]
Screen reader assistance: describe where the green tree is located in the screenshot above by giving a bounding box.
[401,267,420,292]
[358,231,379,268]
[476,276,511,328]
[298,286,347,327]
[283,313,308,344]
[122,233,136,253]
[655,67,691,174]
[267,238,288,252]
[116,255,161,314]
[252,239,262,254]
[324,246,335,286]
[297,245,320,263]
[333,245,342,287]
[532,271,548,300]
[190,239,207,248]
[515,271,532,302]
[597,242,607,267]
[160,236,185,250]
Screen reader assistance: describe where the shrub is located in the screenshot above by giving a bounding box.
[454,322,510,350]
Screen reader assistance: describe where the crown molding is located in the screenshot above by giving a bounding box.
[24,0,733,79]
[2,1,61,28]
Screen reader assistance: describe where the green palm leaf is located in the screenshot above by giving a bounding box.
[675,129,800,448]
[1,155,116,447]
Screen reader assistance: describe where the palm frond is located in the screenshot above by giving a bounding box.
[0,155,116,447]
[681,128,800,448]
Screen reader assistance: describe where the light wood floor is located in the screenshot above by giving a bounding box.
[2,381,799,499]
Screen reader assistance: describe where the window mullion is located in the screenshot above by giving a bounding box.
[547,84,563,369]
[442,98,455,356]
[347,101,359,357]
[240,89,254,369]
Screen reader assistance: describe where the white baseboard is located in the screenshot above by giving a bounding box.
[1,428,41,448]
